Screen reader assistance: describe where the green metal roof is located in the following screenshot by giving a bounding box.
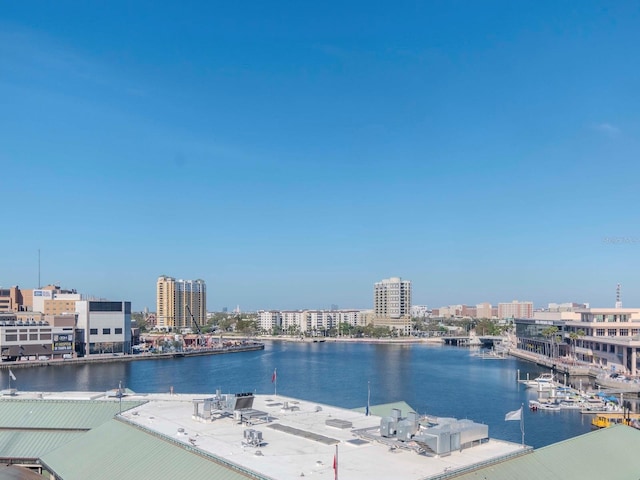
[352,401,417,417]
[41,419,267,480]
[449,425,640,480]
[0,431,80,460]
[0,399,144,430]
[0,398,146,462]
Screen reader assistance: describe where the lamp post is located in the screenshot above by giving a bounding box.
[117,380,123,414]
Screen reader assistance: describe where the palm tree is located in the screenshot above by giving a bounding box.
[569,329,586,363]
[542,326,560,359]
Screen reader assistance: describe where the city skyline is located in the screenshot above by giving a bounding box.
[2,2,639,310]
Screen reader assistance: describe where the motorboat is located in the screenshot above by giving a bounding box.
[520,373,556,390]
[529,400,561,412]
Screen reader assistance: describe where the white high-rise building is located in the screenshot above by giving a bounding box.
[373,277,412,335]
[374,277,411,318]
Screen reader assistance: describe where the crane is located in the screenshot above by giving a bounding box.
[186,305,205,349]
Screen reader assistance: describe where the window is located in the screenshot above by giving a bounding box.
[5,334,16,341]
[103,328,111,335]
[608,329,616,337]
[90,328,98,335]
[620,329,629,336]
[89,302,123,312]
[115,328,122,334]
[596,329,605,336]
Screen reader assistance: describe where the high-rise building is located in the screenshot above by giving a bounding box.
[374,277,411,318]
[156,276,207,331]
[373,277,412,335]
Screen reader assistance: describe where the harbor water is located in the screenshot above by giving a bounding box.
[6,341,595,448]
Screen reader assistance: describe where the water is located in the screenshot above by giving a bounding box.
[7,341,593,448]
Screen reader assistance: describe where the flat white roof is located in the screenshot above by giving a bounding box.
[110,392,525,480]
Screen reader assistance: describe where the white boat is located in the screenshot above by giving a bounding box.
[520,373,556,390]
[529,400,561,411]
[558,400,584,410]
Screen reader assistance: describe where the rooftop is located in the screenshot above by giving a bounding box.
[115,391,524,480]
[4,390,640,480]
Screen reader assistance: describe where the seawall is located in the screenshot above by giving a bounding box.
[0,343,265,370]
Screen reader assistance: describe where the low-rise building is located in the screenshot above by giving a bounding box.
[0,312,75,361]
[565,308,640,375]
[514,307,640,375]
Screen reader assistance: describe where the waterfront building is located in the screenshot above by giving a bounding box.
[257,310,282,333]
[565,307,640,375]
[374,277,411,318]
[514,307,640,375]
[75,300,132,356]
[374,277,412,335]
[156,276,207,331]
[0,312,75,361]
[257,309,368,336]
[281,310,305,334]
[335,309,366,329]
[498,300,533,319]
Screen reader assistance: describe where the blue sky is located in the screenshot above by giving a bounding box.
[1,1,639,311]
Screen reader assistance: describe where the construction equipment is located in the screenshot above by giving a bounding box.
[186,305,205,348]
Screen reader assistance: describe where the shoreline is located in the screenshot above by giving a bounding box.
[0,342,265,370]
[241,335,445,345]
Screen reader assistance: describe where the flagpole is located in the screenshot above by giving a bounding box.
[366,381,370,416]
[520,403,525,447]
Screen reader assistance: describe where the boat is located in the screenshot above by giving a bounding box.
[529,400,561,412]
[471,349,508,360]
[557,400,584,410]
[520,373,557,390]
[591,412,640,429]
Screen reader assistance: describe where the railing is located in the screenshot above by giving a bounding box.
[420,446,533,480]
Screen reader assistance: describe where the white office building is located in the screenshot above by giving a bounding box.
[75,300,132,356]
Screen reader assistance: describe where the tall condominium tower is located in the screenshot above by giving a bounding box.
[156,276,207,331]
[374,277,412,319]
